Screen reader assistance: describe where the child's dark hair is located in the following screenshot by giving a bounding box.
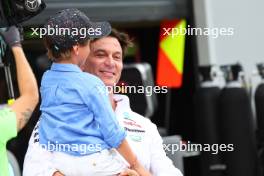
[43,37,89,62]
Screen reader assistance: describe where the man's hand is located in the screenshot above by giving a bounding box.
[0,26,22,47]
[52,171,64,176]
[119,169,140,176]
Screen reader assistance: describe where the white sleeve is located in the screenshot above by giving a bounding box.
[148,122,183,176]
[23,123,57,176]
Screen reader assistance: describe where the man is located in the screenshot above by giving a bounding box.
[0,26,39,176]
[38,8,150,176]
[23,29,183,176]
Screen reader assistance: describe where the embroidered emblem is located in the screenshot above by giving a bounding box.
[124,127,145,133]
[129,134,142,142]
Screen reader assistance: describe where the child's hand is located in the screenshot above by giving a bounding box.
[52,171,64,176]
[132,161,152,176]
[119,169,140,176]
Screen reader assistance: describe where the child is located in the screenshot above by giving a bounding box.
[38,9,150,176]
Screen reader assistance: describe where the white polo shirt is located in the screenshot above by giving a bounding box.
[23,95,183,176]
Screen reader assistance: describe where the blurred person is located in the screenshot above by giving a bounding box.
[23,29,183,176]
[0,26,39,176]
[31,8,150,176]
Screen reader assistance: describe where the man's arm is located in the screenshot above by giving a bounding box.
[148,122,183,176]
[0,26,39,131]
[10,46,39,130]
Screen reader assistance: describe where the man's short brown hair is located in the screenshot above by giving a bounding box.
[91,28,132,58]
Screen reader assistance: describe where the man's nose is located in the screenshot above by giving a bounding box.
[104,57,115,67]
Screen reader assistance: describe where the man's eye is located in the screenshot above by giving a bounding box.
[96,54,105,57]
[114,56,121,60]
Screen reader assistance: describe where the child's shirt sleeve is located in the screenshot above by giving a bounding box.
[83,82,126,149]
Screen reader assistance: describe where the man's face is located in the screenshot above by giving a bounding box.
[84,37,123,86]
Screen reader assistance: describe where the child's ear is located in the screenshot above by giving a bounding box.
[72,45,79,55]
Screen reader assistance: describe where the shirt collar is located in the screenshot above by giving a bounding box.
[113,94,132,111]
[50,63,82,73]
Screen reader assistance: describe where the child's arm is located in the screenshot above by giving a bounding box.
[117,139,152,176]
[85,82,151,175]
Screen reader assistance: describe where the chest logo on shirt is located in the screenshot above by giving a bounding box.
[123,112,143,128]
[122,111,145,143]
[123,120,142,128]
[129,134,142,142]
[123,112,132,120]
[124,127,145,133]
